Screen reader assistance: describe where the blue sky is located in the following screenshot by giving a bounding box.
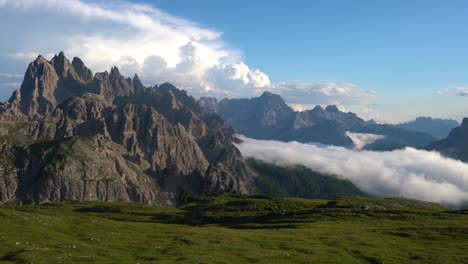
[0,0,467,122]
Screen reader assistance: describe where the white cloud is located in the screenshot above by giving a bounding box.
[0,0,378,109]
[346,132,385,150]
[236,135,468,207]
[0,0,270,100]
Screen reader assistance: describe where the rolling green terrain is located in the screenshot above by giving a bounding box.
[248,158,367,199]
[0,193,467,263]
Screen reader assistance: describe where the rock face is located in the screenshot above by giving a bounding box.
[397,116,459,140]
[426,118,468,162]
[0,53,253,205]
[199,94,436,150]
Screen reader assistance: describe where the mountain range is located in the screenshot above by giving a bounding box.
[199,93,437,150]
[0,53,364,205]
[0,53,254,205]
[397,116,459,140]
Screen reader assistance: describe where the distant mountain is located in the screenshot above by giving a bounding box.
[248,158,367,199]
[199,93,436,150]
[426,118,468,162]
[397,116,459,139]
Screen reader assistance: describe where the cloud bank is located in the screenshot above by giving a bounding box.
[0,0,376,109]
[236,136,468,207]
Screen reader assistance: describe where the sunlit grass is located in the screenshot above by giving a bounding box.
[0,194,466,263]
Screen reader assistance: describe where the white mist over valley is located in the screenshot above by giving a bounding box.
[236,135,468,207]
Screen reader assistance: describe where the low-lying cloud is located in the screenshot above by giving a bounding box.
[236,136,468,207]
[346,132,385,150]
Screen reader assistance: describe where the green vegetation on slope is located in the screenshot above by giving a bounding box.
[0,193,467,263]
[248,158,367,198]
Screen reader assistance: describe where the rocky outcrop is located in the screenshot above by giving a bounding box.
[0,52,253,205]
[426,118,468,162]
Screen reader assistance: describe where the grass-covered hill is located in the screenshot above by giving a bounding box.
[248,158,367,199]
[0,193,467,263]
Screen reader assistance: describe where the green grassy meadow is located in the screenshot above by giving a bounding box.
[0,194,467,263]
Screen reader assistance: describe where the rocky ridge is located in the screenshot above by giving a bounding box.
[199,93,436,150]
[426,118,468,162]
[0,52,253,205]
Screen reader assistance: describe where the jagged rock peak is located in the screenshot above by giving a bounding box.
[110,66,121,76]
[259,91,283,101]
[72,56,93,83]
[257,91,289,107]
[325,105,340,113]
[132,74,145,95]
[260,91,274,97]
[0,54,254,205]
[34,54,49,64]
[461,117,468,127]
[133,73,142,84]
[312,105,324,111]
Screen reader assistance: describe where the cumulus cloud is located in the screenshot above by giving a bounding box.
[0,0,379,109]
[0,0,269,99]
[236,135,468,207]
[346,132,385,150]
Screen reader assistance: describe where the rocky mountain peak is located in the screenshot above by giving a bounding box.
[427,116,468,162]
[72,56,93,83]
[325,105,340,113]
[258,91,286,104]
[0,53,253,205]
[461,117,468,128]
[51,51,73,78]
[34,54,49,64]
[312,105,324,111]
[132,74,145,95]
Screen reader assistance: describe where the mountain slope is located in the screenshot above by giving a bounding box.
[199,94,436,150]
[426,118,468,162]
[397,116,459,139]
[248,158,367,199]
[0,53,253,205]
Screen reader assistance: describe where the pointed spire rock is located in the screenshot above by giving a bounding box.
[133,74,145,95]
[33,55,49,66]
[110,66,121,76]
[51,51,73,78]
[72,57,93,83]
